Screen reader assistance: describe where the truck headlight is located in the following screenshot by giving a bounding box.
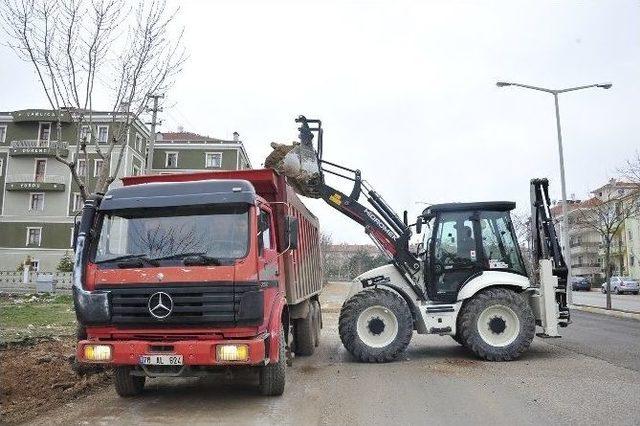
[84,344,112,361]
[216,344,249,362]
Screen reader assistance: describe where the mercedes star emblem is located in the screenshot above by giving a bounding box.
[148,291,173,319]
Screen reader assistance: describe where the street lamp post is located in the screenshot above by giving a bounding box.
[496,81,612,305]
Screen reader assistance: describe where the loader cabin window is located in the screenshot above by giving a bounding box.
[478,211,526,275]
[93,205,250,266]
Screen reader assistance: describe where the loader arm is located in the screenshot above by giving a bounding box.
[294,116,424,298]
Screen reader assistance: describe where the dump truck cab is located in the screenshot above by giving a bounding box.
[73,170,322,397]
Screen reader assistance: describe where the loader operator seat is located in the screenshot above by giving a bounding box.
[457,225,475,258]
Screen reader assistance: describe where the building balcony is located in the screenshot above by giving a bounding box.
[5,174,66,192]
[569,242,600,254]
[571,262,600,268]
[9,140,69,157]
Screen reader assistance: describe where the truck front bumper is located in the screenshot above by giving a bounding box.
[77,335,268,366]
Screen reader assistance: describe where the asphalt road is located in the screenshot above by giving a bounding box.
[30,284,640,426]
[572,289,640,312]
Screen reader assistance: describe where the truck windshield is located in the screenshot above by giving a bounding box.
[94,205,250,264]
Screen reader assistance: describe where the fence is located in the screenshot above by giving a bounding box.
[0,271,73,294]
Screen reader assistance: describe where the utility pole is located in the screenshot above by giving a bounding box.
[145,94,164,174]
[496,81,612,305]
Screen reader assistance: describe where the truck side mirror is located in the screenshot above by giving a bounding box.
[415,216,423,234]
[284,216,299,250]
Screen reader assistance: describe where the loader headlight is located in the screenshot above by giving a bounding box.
[83,344,112,362]
[216,344,249,362]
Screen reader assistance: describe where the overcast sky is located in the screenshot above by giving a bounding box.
[2,0,639,244]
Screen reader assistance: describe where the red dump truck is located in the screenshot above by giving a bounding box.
[72,169,324,396]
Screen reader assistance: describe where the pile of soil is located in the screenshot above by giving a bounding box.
[0,337,111,424]
[265,142,322,198]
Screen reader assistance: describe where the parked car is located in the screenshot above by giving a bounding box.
[571,276,591,291]
[601,276,640,295]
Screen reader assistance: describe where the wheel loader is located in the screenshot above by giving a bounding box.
[269,116,570,362]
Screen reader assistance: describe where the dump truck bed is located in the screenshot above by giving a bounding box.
[121,169,323,306]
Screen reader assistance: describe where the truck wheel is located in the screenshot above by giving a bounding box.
[293,305,315,356]
[259,325,286,396]
[338,288,413,363]
[311,300,322,347]
[114,366,145,397]
[458,288,535,362]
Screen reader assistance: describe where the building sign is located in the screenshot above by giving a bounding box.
[5,182,65,192]
[11,109,72,123]
[9,147,69,157]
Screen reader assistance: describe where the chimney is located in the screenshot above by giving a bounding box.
[233,131,239,142]
[177,125,184,133]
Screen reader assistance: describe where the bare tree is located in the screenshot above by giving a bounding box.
[1,0,186,199]
[619,151,640,185]
[575,194,639,309]
[319,232,333,283]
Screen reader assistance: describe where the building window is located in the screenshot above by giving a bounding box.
[165,152,178,168]
[30,260,40,272]
[0,125,6,143]
[29,193,45,211]
[38,122,51,145]
[205,152,223,168]
[132,165,141,176]
[80,125,91,143]
[34,159,47,182]
[135,134,142,151]
[0,158,3,176]
[97,126,108,144]
[72,193,83,211]
[26,227,42,246]
[77,158,87,176]
[94,159,104,177]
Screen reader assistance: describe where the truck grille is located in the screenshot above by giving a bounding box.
[105,283,263,326]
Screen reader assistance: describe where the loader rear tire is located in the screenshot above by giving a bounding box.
[339,288,413,363]
[458,288,535,362]
[114,366,145,397]
[450,334,464,346]
[259,325,286,396]
[293,305,315,356]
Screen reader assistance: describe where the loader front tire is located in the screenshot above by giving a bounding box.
[339,288,413,363]
[459,287,535,362]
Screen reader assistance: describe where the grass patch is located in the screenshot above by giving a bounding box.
[0,294,76,343]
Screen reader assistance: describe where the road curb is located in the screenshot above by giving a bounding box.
[571,304,640,321]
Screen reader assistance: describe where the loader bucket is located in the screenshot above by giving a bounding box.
[264,117,323,198]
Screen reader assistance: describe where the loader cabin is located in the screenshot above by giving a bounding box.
[417,201,527,303]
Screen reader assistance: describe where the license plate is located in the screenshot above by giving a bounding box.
[139,354,183,366]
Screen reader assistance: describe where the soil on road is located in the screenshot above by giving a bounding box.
[26,283,640,426]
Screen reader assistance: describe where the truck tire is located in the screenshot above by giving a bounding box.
[259,325,286,396]
[293,306,315,356]
[338,288,413,363]
[458,287,535,362]
[114,366,145,397]
[311,299,322,347]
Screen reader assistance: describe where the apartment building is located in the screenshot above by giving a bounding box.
[553,179,640,281]
[0,109,148,272]
[152,129,252,173]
